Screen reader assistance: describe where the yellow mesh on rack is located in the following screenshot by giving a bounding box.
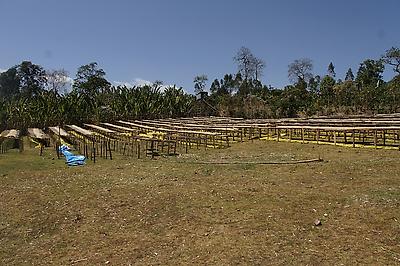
[260,137,398,150]
[29,137,42,149]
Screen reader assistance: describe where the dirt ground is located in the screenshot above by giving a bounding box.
[0,140,399,265]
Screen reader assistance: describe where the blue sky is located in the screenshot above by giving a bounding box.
[0,0,399,93]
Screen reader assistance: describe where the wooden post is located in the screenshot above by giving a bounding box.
[19,138,24,153]
[383,130,386,146]
[374,129,377,148]
[352,130,355,148]
[57,141,61,159]
[93,145,96,163]
[85,142,88,159]
[398,130,400,150]
[334,131,337,146]
[173,140,177,155]
[104,140,108,159]
[98,138,102,158]
[151,140,155,159]
[108,141,112,160]
[137,141,140,159]
[362,130,365,144]
[132,138,136,157]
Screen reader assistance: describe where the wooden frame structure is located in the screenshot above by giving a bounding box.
[4,114,400,159]
[27,128,50,155]
[0,130,20,154]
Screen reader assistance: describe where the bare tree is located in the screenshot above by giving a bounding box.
[234,46,265,81]
[254,57,265,80]
[233,46,265,80]
[45,69,71,94]
[234,47,254,80]
[288,58,313,83]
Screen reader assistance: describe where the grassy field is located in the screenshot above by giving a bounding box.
[1,140,400,265]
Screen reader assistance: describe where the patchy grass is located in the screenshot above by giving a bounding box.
[0,140,400,265]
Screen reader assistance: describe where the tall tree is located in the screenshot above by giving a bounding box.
[73,62,110,94]
[17,61,46,97]
[72,62,110,122]
[288,58,313,83]
[254,57,266,81]
[233,47,265,81]
[327,62,336,78]
[308,75,321,95]
[345,68,354,81]
[220,74,237,94]
[280,79,310,117]
[0,67,20,98]
[193,75,208,95]
[385,75,400,112]
[234,47,255,80]
[320,75,336,107]
[356,59,384,88]
[333,79,358,108]
[210,79,221,94]
[356,59,385,111]
[382,47,400,75]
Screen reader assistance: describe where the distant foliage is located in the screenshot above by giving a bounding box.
[0,61,195,130]
[1,46,400,130]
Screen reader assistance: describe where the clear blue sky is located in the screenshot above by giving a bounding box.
[0,0,399,93]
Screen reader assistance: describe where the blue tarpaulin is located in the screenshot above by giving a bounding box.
[59,145,86,166]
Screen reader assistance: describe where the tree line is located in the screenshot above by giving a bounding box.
[0,46,399,131]
[196,46,400,118]
[0,62,194,131]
